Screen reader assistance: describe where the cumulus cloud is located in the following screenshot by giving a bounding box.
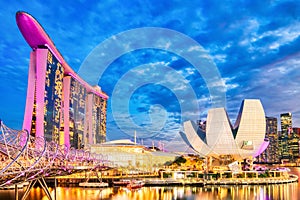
[1,0,300,150]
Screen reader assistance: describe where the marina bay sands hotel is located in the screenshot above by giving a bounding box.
[16,11,108,150]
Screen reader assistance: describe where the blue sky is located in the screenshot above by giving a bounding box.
[1,1,300,151]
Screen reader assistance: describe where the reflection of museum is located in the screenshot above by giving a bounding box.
[17,12,108,150]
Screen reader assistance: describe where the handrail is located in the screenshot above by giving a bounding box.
[0,127,29,174]
[0,121,112,186]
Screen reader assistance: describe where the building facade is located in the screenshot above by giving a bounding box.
[17,12,108,149]
[85,89,107,146]
[277,113,300,163]
[90,139,178,171]
[293,127,300,136]
[258,117,279,163]
[63,75,88,149]
[279,113,293,161]
[181,99,268,161]
[280,113,292,135]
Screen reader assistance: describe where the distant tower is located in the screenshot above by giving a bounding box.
[279,113,294,162]
[292,128,300,162]
[280,113,292,136]
[259,117,279,163]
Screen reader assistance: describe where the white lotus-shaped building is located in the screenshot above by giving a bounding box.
[181,99,269,160]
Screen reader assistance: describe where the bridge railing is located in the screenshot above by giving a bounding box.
[0,121,113,187]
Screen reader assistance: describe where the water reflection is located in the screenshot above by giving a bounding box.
[0,183,299,200]
[1,167,300,200]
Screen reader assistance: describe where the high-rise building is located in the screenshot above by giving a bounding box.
[292,127,300,163]
[22,49,64,144]
[278,112,299,162]
[278,113,292,161]
[280,113,292,136]
[293,127,300,136]
[17,12,108,149]
[85,87,107,146]
[258,117,279,163]
[289,132,299,162]
[63,75,88,149]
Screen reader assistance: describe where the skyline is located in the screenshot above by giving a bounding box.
[1,1,300,151]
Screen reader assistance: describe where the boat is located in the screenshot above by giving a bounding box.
[79,182,109,187]
[126,180,145,190]
[113,179,131,187]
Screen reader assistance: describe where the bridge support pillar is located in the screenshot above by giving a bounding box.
[21,177,53,200]
[54,178,57,200]
[15,184,18,200]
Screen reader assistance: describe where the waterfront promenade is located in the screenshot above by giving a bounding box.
[144,175,298,186]
[0,172,299,200]
[44,168,298,188]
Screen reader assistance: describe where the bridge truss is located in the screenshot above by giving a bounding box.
[0,120,112,199]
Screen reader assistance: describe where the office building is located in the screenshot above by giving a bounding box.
[279,113,293,161]
[258,117,279,163]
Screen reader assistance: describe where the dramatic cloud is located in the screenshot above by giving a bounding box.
[0,0,300,151]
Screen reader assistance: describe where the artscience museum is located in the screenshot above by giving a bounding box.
[181,99,269,161]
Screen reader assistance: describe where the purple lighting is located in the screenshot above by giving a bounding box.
[254,139,270,157]
[16,12,52,51]
[16,11,108,100]
[16,11,109,149]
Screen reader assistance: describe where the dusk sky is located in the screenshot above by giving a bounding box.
[1,1,300,151]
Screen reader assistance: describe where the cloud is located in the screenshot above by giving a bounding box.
[1,0,300,148]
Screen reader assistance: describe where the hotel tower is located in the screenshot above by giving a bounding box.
[16,11,108,149]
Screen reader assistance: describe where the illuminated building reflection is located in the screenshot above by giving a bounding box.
[2,184,295,200]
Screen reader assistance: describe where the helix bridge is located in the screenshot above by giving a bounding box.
[0,120,113,199]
